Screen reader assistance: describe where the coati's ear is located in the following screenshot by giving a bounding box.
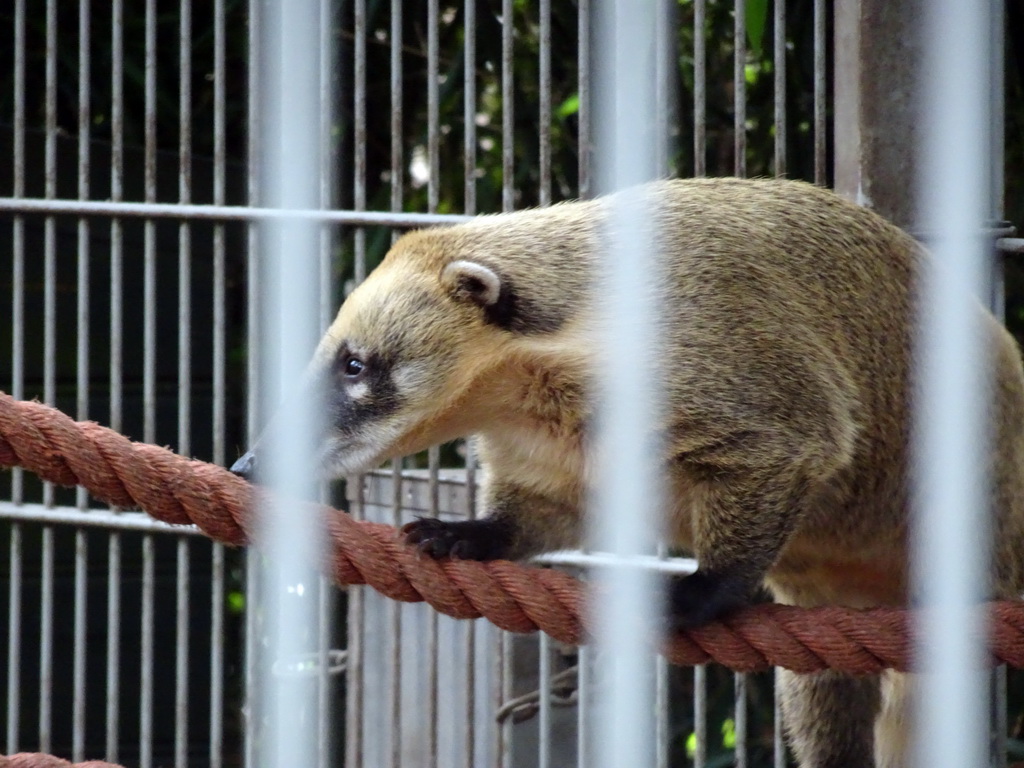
[442,260,502,309]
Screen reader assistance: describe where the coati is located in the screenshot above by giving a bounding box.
[231,177,1024,768]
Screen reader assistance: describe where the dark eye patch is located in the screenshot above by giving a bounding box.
[329,345,402,430]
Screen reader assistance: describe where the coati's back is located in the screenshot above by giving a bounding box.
[450,177,1024,601]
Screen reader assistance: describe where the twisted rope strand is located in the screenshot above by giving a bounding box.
[4,392,1024,675]
[0,755,126,768]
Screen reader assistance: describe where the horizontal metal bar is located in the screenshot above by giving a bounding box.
[533,551,698,574]
[0,197,471,226]
[997,238,1024,254]
[0,511,698,571]
[0,502,207,536]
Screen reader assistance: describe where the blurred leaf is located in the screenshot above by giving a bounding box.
[557,93,580,118]
[745,0,768,57]
[228,590,245,614]
[721,717,736,748]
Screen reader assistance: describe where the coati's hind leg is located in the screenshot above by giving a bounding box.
[778,669,881,768]
[667,459,829,628]
[402,481,582,561]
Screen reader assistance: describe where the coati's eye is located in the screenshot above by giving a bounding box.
[343,356,366,379]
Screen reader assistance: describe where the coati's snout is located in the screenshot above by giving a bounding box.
[229,449,257,480]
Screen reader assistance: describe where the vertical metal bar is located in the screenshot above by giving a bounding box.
[105,532,121,761]
[773,674,785,768]
[72,531,87,763]
[7,3,25,740]
[244,3,261,761]
[212,0,227,470]
[496,641,512,768]
[208,0,228,756]
[140,4,157,766]
[141,535,155,768]
[110,0,124,438]
[260,4,328,767]
[419,3,456,763]
[39,527,53,752]
[463,441,477,768]
[11,0,25,506]
[73,4,92,750]
[734,672,748,768]
[5,525,21,754]
[993,666,1008,768]
[693,0,706,177]
[389,458,403,768]
[428,0,440,213]
[913,2,994,767]
[144,0,157,445]
[76,0,92,514]
[538,635,552,768]
[39,1,58,751]
[592,6,661,768]
[348,3,368,766]
[177,8,194,763]
[245,0,262,452]
[693,666,707,768]
[44,0,57,417]
[210,544,225,768]
[576,645,590,768]
[539,0,552,206]
[353,0,367,286]
[210,3,227,767]
[463,0,477,214]
[654,550,670,768]
[175,539,190,768]
[180,0,193,457]
[389,4,404,767]
[573,23,591,768]
[652,0,673,719]
[773,0,786,177]
[653,0,672,179]
[733,0,746,177]
[243,550,257,768]
[317,7,337,768]
[813,0,826,185]
[346,487,365,768]
[427,445,441,768]
[391,0,404,219]
[317,575,332,768]
[107,2,125,756]
[501,0,514,211]
[577,0,591,198]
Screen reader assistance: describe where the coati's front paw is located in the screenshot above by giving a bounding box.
[401,516,515,560]
[665,570,752,630]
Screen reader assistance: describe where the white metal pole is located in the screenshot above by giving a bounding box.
[591,3,664,768]
[913,2,994,767]
[256,2,327,767]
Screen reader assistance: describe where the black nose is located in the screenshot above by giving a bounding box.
[230,450,257,480]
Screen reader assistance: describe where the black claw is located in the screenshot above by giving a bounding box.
[665,570,752,631]
[400,516,515,561]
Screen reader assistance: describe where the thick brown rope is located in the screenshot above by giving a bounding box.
[2,392,1024,675]
[0,756,124,768]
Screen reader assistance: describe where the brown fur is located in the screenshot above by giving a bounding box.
[234,178,1024,767]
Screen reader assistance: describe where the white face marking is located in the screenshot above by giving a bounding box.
[391,362,431,396]
[319,418,409,478]
[347,381,370,402]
